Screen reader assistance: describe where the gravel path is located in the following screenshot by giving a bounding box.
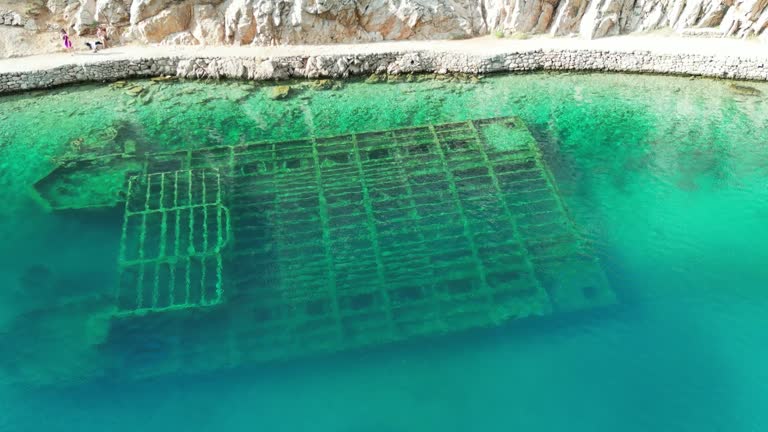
[1,35,765,75]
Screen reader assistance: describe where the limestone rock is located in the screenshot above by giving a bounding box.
[506,0,559,33]
[550,0,590,35]
[46,0,71,16]
[130,0,177,25]
[127,3,191,42]
[4,0,768,52]
[162,30,198,44]
[720,0,768,37]
[73,0,98,34]
[698,0,729,28]
[95,0,131,24]
[0,11,26,27]
[579,0,634,39]
[624,0,669,33]
[191,4,224,44]
[223,0,257,44]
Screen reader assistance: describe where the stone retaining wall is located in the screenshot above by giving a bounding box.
[1,48,767,94]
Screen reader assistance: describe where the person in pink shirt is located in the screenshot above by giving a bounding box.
[60,29,74,55]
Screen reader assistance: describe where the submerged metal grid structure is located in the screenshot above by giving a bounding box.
[117,169,230,316]
[11,116,619,386]
[107,117,614,376]
[222,119,559,359]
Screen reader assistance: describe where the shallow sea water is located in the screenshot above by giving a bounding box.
[1,72,768,431]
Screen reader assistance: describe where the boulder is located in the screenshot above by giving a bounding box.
[269,85,290,99]
[162,30,198,44]
[130,0,177,25]
[127,3,191,42]
[550,0,590,36]
[73,0,98,34]
[46,0,70,15]
[95,0,131,24]
[720,0,768,37]
[191,4,225,44]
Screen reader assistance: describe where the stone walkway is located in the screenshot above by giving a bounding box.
[0,34,767,92]
[1,35,766,73]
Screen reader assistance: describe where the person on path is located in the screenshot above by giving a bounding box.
[85,40,103,52]
[96,26,108,49]
[60,29,74,55]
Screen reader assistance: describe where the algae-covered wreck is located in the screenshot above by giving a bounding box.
[8,116,615,385]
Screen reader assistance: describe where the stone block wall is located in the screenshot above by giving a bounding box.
[0,48,766,94]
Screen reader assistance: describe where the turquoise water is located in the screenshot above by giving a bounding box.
[1,72,768,431]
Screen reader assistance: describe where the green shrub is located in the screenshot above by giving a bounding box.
[508,32,530,40]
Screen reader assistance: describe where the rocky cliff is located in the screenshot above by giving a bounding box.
[0,0,766,57]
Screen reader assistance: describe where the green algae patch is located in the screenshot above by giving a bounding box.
[125,85,144,96]
[150,76,175,83]
[34,157,143,211]
[270,85,291,100]
[729,83,763,96]
[308,79,342,91]
[477,119,539,153]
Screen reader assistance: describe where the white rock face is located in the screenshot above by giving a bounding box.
[127,3,192,42]
[191,4,225,44]
[5,0,768,49]
[130,0,177,24]
[2,12,24,27]
[46,0,72,16]
[720,0,768,37]
[95,0,132,24]
[73,0,97,33]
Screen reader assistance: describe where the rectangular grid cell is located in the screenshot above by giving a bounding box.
[117,169,229,316]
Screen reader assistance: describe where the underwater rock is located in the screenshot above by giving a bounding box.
[270,85,291,100]
[102,125,119,141]
[729,83,763,96]
[365,74,382,84]
[124,139,137,154]
[63,126,121,159]
[446,72,481,84]
[19,265,55,293]
[112,120,148,153]
[309,79,341,90]
[125,85,144,96]
[417,73,437,82]
[69,137,84,153]
[150,75,175,82]
[386,74,405,83]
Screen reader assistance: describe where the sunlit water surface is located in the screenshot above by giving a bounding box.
[1,72,767,431]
